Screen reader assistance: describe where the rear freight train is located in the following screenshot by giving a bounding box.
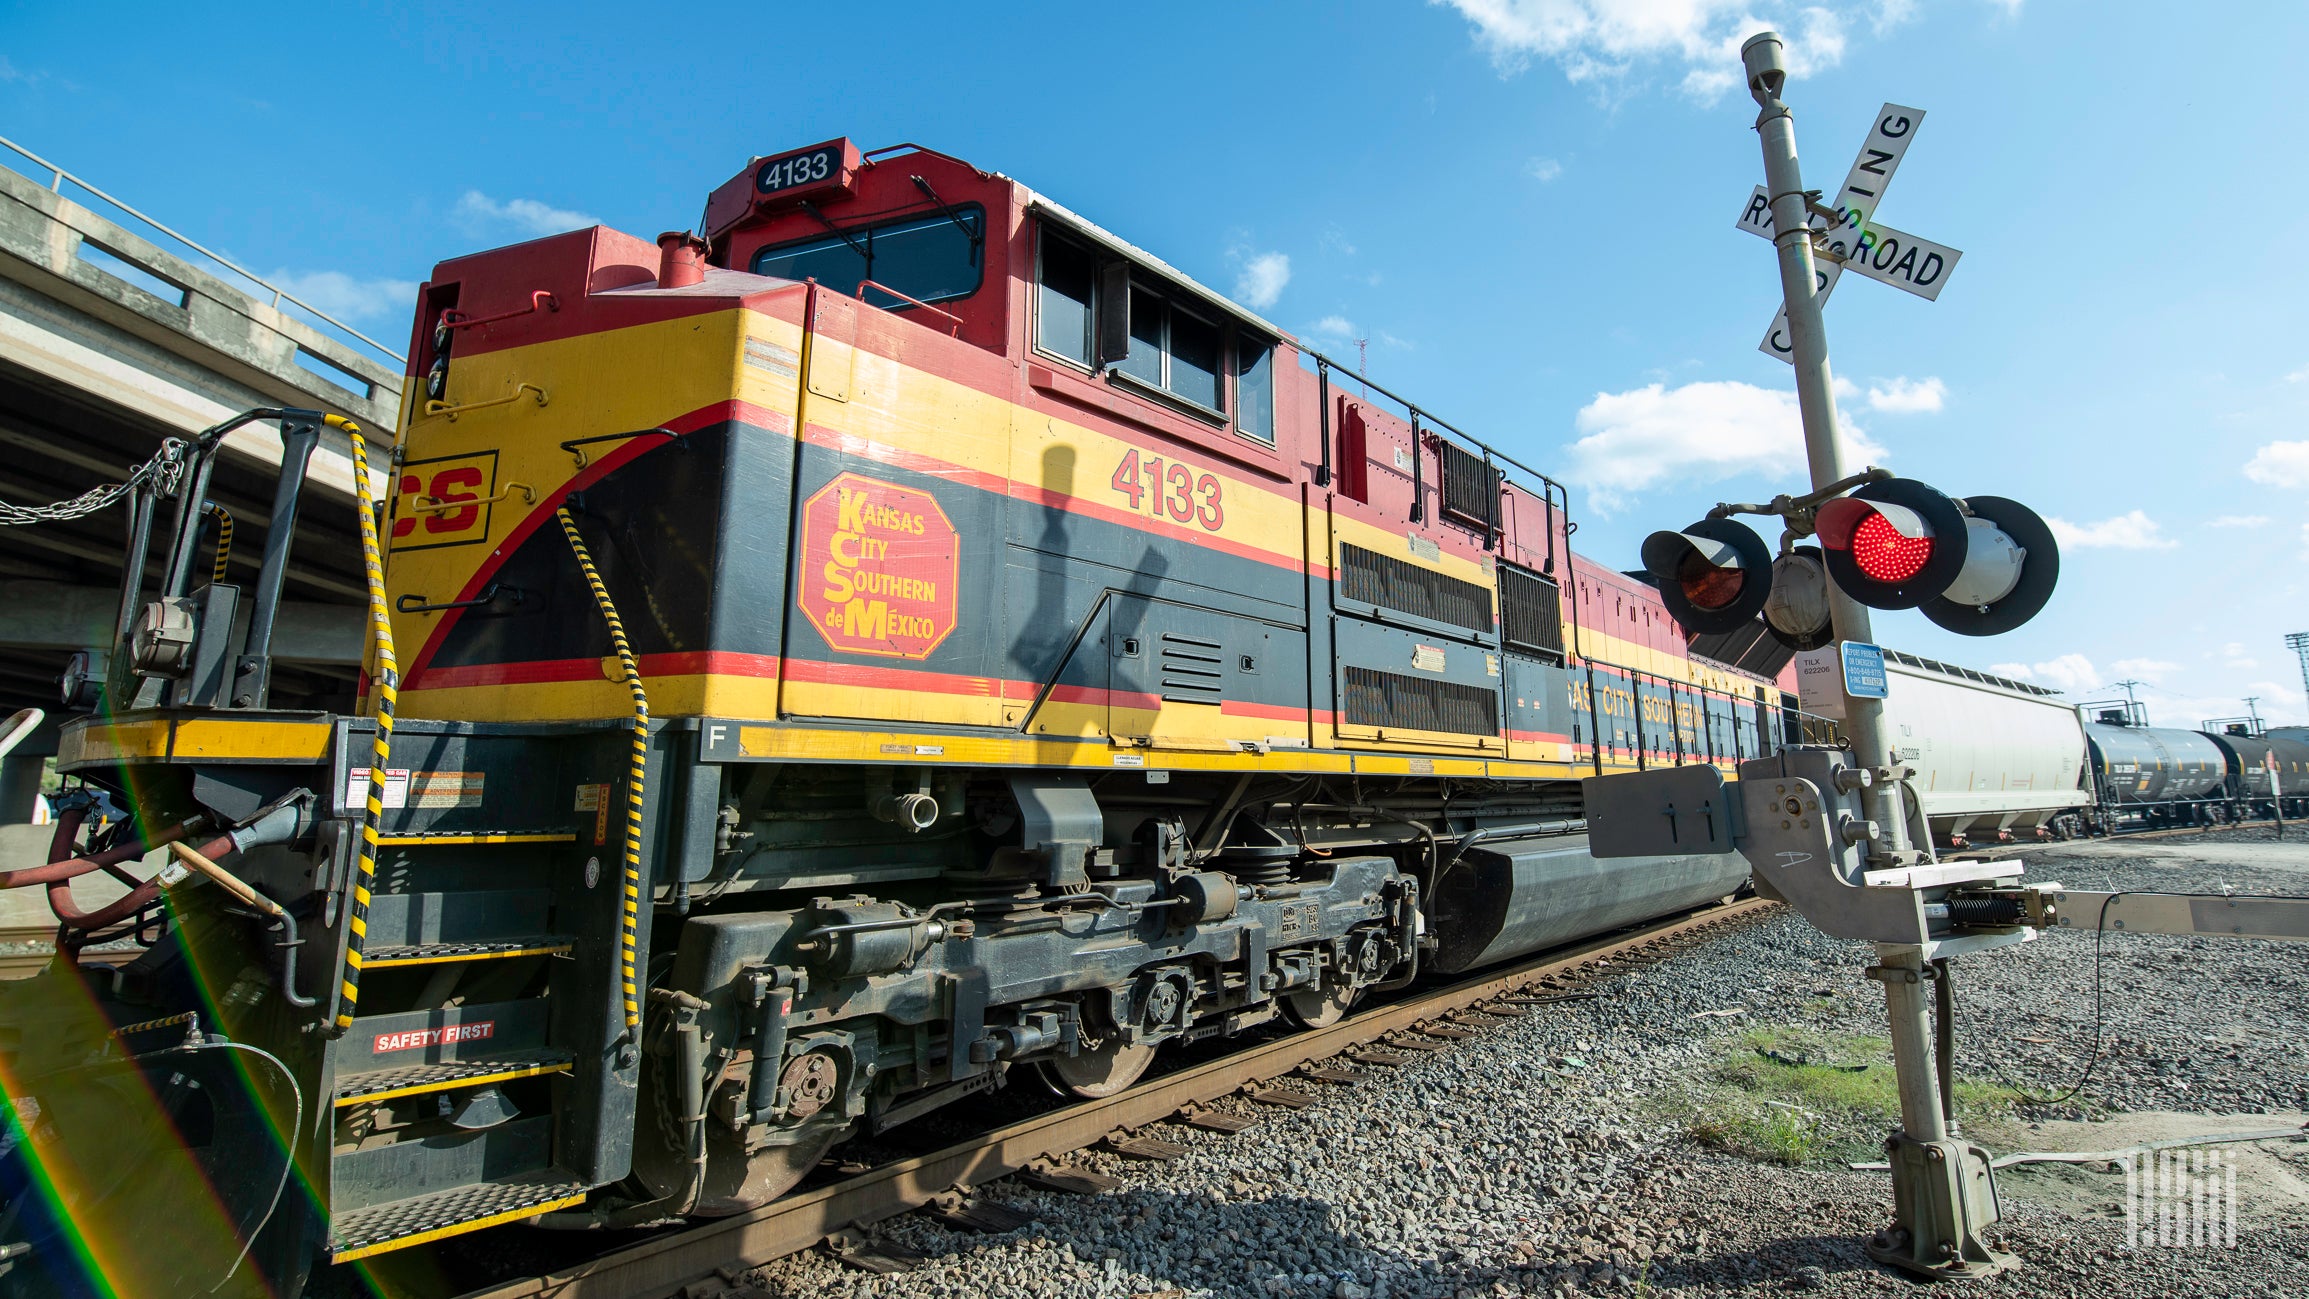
[0,138,1775,1297]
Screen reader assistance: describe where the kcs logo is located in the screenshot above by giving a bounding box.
[392,451,501,552]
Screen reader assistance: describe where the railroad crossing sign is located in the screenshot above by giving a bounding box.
[1737,104,1965,362]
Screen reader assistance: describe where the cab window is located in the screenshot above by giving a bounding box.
[752,206,984,310]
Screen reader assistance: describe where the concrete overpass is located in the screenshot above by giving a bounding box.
[0,139,400,821]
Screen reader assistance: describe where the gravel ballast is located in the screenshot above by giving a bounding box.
[730,832,2309,1298]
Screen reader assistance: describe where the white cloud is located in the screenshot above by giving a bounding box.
[2207,514,2271,528]
[1436,0,1852,102]
[1566,379,1882,513]
[1232,251,1290,310]
[454,191,598,239]
[2283,363,2309,383]
[2110,657,2181,683]
[1862,376,1945,414]
[2244,440,2309,488]
[1527,157,1564,182]
[1989,653,2099,693]
[2218,642,2258,671]
[1310,315,1358,339]
[2046,510,2177,550]
[264,269,419,321]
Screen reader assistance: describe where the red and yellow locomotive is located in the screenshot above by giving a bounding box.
[6,138,1787,1296]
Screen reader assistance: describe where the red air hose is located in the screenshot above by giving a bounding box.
[28,807,232,932]
[0,809,192,889]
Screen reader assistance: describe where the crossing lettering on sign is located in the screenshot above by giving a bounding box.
[1738,104,1964,362]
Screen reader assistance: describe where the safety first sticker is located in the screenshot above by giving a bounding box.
[346,770,482,810]
[373,1020,494,1054]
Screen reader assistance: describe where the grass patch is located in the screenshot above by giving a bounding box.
[1666,1024,2023,1166]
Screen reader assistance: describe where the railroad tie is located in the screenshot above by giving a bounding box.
[1177,1106,1260,1133]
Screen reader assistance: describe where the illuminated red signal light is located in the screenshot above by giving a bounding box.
[1849,511,1934,583]
[1677,553,1748,611]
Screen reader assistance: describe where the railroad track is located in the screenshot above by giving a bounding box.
[452,895,1777,1299]
[0,925,142,978]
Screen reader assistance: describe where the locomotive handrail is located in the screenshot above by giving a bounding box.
[1297,344,1565,498]
[855,278,963,334]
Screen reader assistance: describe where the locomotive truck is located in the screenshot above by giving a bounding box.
[0,139,1786,1297]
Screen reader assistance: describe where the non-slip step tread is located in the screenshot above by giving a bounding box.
[363,936,573,966]
[329,1172,590,1261]
[335,1050,576,1104]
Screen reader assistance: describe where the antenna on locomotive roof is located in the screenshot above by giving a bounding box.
[1354,336,1368,396]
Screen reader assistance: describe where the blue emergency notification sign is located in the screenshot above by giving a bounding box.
[1841,641,1889,699]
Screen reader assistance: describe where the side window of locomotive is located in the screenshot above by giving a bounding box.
[1037,232,1096,364]
[1235,339,1274,444]
[752,206,984,311]
[1118,285,1225,415]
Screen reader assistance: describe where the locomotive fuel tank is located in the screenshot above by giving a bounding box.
[1425,834,1750,974]
[2084,723,2229,804]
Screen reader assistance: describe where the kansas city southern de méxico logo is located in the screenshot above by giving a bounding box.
[798,472,960,659]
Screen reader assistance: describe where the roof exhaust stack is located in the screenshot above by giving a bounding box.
[656,232,708,289]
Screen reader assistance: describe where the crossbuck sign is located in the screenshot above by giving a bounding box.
[1737,104,1965,362]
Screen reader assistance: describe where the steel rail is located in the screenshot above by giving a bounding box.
[455,896,1776,1299]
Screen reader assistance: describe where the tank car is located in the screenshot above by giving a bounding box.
[2201,728,2309,820]
[0,138,1775,1297]
[2084,722,2231,825]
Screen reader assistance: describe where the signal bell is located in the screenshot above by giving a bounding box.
[1640,518,1772,634]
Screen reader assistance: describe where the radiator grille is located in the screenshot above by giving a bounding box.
[1342,666,1499,736]
[1498,563,1564,658]
[1157,633,1224,703]
[1339,543,1492,635]
[1438,440,1499,531]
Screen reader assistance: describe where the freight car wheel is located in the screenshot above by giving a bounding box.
[1039,1037,1158,1099]
[1281,983,1359,1029]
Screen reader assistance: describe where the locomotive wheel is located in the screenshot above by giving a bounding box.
[1281,983,1359,1030]
[1039,1037,1158,1099]
[695,1124,848,1217]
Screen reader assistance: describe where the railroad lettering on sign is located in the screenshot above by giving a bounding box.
[798,472,961,659]
[1736,104,1964,361]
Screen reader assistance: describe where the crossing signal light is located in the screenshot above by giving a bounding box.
[1640,518,1773,634]
[1920,495,2059,635]
[1813,480,1969,610]
[1640,479,2059,643]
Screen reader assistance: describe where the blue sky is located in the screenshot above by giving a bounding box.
[6,1,2307,726]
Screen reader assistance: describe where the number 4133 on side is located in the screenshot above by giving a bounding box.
[1109,450,1224,531]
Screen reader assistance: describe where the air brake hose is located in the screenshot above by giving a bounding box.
[557,505,648,1035]
[330,416,396,1035]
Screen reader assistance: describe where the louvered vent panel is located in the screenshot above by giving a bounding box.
[1438,440,1499,530]
[1498,563,1564,658]
[1338,544,1492,635]
[1342,666,1499,737]
[1158,633,1224,704]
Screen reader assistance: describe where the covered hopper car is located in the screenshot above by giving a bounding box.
[0,139,1783,1297]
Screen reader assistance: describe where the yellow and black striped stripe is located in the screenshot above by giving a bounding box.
[334,416,397,1033]
[556,507,646,1033]
[204,503,233,584]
